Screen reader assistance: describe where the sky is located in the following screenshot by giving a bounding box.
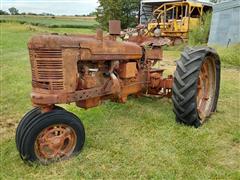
[1,0,99,15]
[1,0,212,16]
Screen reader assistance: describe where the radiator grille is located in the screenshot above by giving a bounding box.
[30,49,64,91]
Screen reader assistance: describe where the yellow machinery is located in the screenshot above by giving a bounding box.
[147,1,208,44]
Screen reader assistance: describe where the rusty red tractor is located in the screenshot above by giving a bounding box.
[16,21,221,164]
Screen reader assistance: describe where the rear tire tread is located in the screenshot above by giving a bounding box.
[172,47,220,127]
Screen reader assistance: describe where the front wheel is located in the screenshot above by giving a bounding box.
[17,109,85,164]
[172,47,221,128]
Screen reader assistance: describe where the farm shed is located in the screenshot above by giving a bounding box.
[139,0,213,24]
[208,0,240,46]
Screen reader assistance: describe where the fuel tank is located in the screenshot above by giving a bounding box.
[28,34,143,61]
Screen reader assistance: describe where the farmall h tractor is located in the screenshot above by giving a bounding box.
[16,20,221,164]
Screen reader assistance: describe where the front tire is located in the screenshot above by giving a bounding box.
[16,106,64,151]
[172,47,221,128]
[17,109,85,164]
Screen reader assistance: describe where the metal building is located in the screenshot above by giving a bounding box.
[208,0,240,45]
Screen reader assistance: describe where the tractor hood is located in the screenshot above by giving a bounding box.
[28,34,143,61]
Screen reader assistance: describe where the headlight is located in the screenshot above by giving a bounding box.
[154,28,161,37]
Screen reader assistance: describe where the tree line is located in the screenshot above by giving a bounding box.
[0,7,94,17]
[0,7,55,16]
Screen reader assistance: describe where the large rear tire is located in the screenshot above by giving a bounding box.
[172,47,221,128]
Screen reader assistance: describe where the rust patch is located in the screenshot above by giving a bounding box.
[28,22,174,109]
[34,124,77,161]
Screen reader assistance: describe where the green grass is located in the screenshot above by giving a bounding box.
[188,12,212,46]
[164,44,240,67]
[0,22,240,179]
[215,45,240,67]
[0,15,98,29]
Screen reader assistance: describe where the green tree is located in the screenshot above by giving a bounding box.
[96,0,140,30]
[8,7,19,15]
[0,10,9,15]
[189,12,212,45]
[88,11,96,17]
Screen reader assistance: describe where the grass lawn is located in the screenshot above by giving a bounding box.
[0,22,240,179]
[0,15,98,29]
